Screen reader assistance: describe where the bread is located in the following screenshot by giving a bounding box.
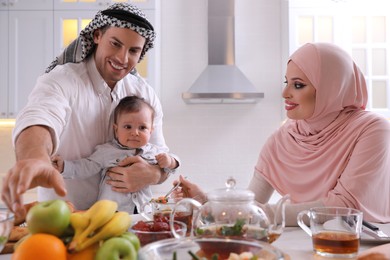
[357,253,388,260]
[0,242,16,254]
[13,201,39,226]
[0,200,78,255]
[8,226,29,242]
[358,243,390,260]
[65,200,76,213]
[0,227,29,255]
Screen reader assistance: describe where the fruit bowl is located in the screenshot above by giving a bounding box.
[138,237,288,260]
[129,220,186,247]
[0,207,14,252]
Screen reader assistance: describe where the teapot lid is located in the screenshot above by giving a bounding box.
[206,177,255,202]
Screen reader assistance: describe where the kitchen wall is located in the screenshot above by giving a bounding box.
[153,0,288,198]
[0,0,287,203]
[0,126,14,173]
[0,125,38,203]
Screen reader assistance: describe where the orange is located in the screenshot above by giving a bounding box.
[12,233,67,260]
[67,243,99,260]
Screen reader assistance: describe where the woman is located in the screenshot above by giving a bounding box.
[174,43,390,226]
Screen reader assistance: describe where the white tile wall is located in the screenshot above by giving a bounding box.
[0,0,286,205]
[0,127,14,174]
[153,0,287,199]
[0,127,37,205]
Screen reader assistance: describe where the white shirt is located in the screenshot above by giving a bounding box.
[13,56,168,210]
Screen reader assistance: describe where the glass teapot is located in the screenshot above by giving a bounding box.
[169,177,290,243]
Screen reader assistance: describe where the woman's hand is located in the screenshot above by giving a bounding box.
[172,175,207,204]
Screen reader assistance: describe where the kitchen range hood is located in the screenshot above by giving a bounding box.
[182,0,264,104]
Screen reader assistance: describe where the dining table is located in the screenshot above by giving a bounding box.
[1,214,389,260]
[272,223,390,259]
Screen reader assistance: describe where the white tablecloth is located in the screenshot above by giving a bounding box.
[1,215,389,260]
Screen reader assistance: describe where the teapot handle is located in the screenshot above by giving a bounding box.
[270,194,291,234]
[169,198,202,238]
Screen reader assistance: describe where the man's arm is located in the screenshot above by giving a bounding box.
[1,125,66,218]
[15,125,53,161]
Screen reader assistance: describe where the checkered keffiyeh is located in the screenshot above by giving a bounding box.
[45,3,155,73]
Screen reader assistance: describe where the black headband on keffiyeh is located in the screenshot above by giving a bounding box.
[101,9,154,31]
[45,3,155,73]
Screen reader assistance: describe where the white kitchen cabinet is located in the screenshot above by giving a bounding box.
[52,0,160,97]
[53,0,155,10]
[53,10,97,53]
[0,8,54,118]
[0,0,53,10]
[0,0,159,118]
[0,10,8,118]
[0,0,53,118]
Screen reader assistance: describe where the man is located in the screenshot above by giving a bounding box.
[1,3,177,218]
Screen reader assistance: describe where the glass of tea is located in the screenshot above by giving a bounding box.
[297,207,362,258]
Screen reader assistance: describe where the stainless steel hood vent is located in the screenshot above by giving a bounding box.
[182,0,264,104]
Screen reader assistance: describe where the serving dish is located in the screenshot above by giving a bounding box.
[138,237,288,260]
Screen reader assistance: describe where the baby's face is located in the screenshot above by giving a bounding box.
[114,108,153,148]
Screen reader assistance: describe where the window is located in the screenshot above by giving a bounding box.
[60,16,149,78]
[289,0,390,117]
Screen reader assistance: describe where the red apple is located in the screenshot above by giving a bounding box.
[26,199,71,237]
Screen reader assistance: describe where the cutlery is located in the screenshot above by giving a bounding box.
[362,220,389,239]
[150,177,188,203]
[163,180,183,200]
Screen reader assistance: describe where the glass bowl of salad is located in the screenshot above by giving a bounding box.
[0,207,14,252]
[138,237,287,260]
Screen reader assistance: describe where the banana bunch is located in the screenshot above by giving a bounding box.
[67,200,132,252]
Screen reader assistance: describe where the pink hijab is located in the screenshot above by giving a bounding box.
[256,43,390,222]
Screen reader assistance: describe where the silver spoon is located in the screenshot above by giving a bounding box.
[163,180,183,200]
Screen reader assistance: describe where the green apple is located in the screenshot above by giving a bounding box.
[95,237,137,260]
[120,231,141,252]
[26,199,71,237]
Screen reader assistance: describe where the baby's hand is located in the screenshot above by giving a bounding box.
[51,154,64,173]
[155,153,174,169]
